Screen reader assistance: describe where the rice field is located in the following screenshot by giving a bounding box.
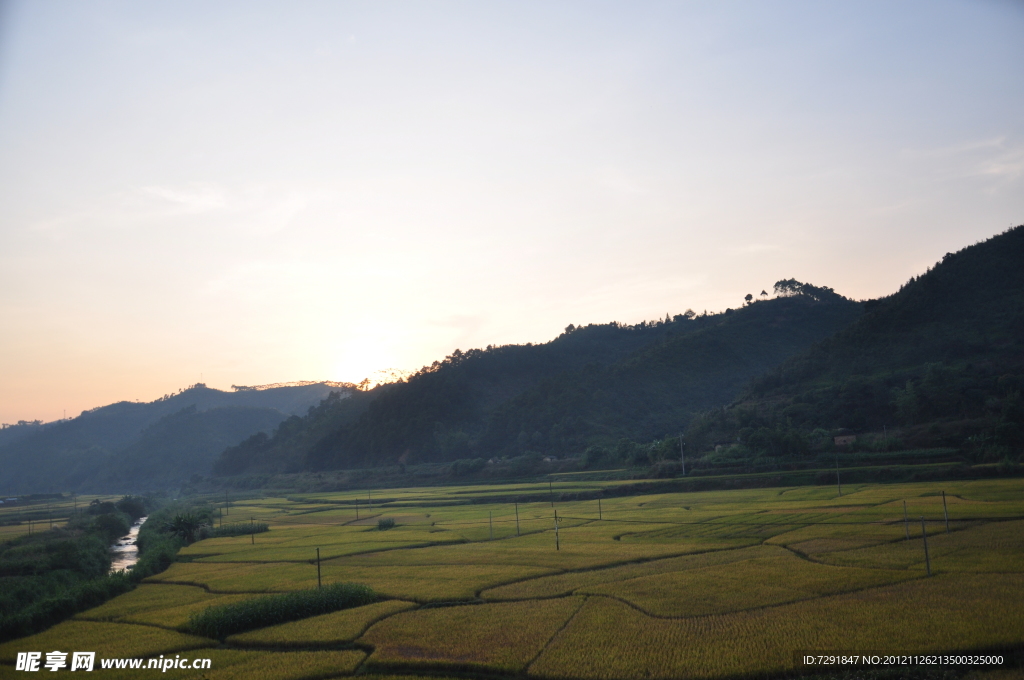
[2,477,1022,679]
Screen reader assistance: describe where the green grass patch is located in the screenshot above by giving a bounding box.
[203,523,270,539]
[186,582,378,640]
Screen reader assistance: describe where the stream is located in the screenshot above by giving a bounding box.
[109,516,147,574]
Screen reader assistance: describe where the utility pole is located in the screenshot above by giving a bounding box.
[942,491,949,533]
[549,481,554,507]
[225,492,229,516]
[515,502,520,536]
[921,517,931,576]
[903,501,909,540]
[554,509,559,551]
[835,456,842,497]
[598,498,602,521]
[678,434,686,476]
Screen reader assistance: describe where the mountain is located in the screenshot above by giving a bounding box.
[477,292,862,457]
[216,291,862,475]
[689,225,1024,459]
[0,383,353,494]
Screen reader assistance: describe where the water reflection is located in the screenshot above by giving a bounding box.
[109,516,147,574]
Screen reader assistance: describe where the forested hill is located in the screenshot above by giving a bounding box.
[691,225,1024,457]
[216,290,862,474]
[0,383,352,494]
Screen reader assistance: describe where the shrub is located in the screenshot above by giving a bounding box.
[115,495,149,520]
[91,513,131,543]
[0,572,133,642]
[199,522,269,539]
[186,583,378,640]
[377,518,396,531]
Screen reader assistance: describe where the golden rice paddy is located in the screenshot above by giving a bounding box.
[2,477,1022,680]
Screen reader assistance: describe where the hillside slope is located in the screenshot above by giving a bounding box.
[478,294,862,457]
[690,225,1024,459]
[216,319,703,475]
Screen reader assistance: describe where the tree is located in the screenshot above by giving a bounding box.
[744,293,753,305]
[164,513,206,544]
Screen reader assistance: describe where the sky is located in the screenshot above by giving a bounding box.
[1,0,1022,424]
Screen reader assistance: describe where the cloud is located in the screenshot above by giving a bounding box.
[898,137,1024,191]
[139,184,227,214]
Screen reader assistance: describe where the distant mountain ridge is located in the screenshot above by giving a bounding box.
[0,382,352,494]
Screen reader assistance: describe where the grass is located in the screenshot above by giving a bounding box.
[4,477,1021,680]
[75,649,366,680]
[75,584,253,630]
[362,597,585,672]
[482,544,786,600]
[815,519,1024,573]
[146,560,559,602]
[227,600,417,647]
[0,620,213,665]
[578,555,917,617]
[203,522,270,538]
[530,574,1024,679]
[186,583,378,640]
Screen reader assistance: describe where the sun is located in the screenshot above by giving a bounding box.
[331,336,399,386]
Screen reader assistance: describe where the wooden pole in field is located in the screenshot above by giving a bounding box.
[942,491,949,533]
[515,502,520,536]
[549,481,554,507]
[598,498,602,521]
[489,511,493,540]
[835,455,842,496]
[903,501,909,540]
[554,509,559,551]
[678,434,685,476]
[920,517,931,576]
[316,548,321,589]
[355,500,360,521]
